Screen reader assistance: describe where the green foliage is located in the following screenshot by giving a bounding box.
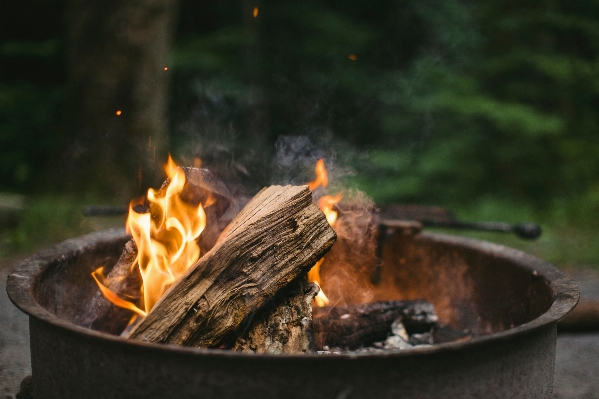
[2,0,599,266]
[0,83,63,190]
[3,197,92,253]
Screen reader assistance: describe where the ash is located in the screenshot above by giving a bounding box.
[318,319,472,355]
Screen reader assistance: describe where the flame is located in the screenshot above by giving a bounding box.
[307,259,328,307]
[308,159,328,191]
[92,268,146,317]
[307,159,342,307]
[253,7,259,17]
[318,193,342,226]
[93,155,206,316]
[116,110,122,116]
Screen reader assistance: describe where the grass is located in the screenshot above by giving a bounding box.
[0,195,125,257]
[426,197,599,270]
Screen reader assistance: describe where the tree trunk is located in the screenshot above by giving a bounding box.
[57,0,177,197]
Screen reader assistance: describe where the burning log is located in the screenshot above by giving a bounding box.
[313,300,437,350]
[74,166,233,334]
[73,239,142,334]
[233,277,319,354]
[126,185,336,348]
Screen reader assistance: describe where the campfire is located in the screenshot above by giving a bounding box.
[7,155,579,398]
[78,157,445,353]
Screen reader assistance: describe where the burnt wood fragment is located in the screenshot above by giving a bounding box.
[73,239,142,334]
[126,185,337,348]
[233,277,319,354]
[313,300,437,349]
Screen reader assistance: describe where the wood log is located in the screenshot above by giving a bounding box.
[73,239,142,334]
[233,277,319,354]
[313,300,437,349]
[126,185,337,347]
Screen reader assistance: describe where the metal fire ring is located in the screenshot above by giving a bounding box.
[7,229,579,399]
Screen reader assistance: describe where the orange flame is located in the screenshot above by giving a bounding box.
[93,155,206,316]
[307,159,342,307]
[308,159,328,191]
[92,268,146,317]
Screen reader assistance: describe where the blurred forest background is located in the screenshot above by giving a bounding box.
[1,0,598,268]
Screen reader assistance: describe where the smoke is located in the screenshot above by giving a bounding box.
[320,189,379,306]
[174,109,380,307]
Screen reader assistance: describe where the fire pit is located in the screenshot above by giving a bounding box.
[8,225,577,398]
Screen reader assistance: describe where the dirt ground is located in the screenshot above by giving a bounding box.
[1,255,30,398]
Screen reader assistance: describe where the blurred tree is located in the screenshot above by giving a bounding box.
[0,0,67,192]
[3,0,599,225]
[53,0,178,198]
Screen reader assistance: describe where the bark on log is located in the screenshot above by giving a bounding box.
[313,300,437,349]
[126,185,337,348]
[73,240,142,334]
[233,277,319,354]
[56,0,177,195]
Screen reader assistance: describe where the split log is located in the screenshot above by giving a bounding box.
[313,300,437,349]
[126,185,337,348]
[73,240,142,334]
[233,277,319,354]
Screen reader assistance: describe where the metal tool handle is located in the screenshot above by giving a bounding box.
[418,220,542,240]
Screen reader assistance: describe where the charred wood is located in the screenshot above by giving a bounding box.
[73,239,142,334]
[313,300,437,350]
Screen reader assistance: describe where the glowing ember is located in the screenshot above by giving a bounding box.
[348,54,357,61]
[253,7,259,17]
[93,155,206,316]
[116,110,122,116]
[307,159,342,307]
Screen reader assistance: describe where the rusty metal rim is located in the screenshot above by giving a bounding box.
[7,228,579,361]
